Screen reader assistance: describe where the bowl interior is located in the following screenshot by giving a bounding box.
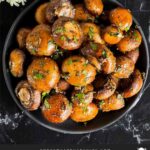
[2,0,149,134]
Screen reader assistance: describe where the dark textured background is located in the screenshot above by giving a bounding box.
[0,0,150,146]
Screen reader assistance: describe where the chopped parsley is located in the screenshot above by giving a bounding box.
[82,105,88,113]
[44,99,51,109]
[39,60,45,67]
[83,60,89,67]
[88,27,94,39]
[60,35,66,41]
[73,36,78,43]
[99,100,105,107]
[51,48,64,60]
[68,59,73,65]
[54,27,65,34]
[62,72,70,80]
[33,71,44,79]
[133,31,140,41]
[109,32,119,37]
[41,92,49,100]
[82,70,87,76]
[75,93,85,100]
[31,49,36,54]
[102,50,107,58]
[94,16,99,24]
[90,42,98,51]
[124,26,130,32]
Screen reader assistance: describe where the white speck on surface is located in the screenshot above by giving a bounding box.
[0,112,24,130]
[148,19,150,43]
[140,1,150,12]
[77,133,91,145]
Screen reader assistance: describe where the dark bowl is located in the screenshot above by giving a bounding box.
[2,0,149,134]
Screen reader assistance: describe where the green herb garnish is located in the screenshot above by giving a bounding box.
[42,92,49,100]
[109,32,119,37]
[88,27,94,39]
[54,27,65,34]
[102,50,107,58]
[60,35,66,41]
[90,42,98,51]
[44,99,51,109]
[124,26,130,32]
[99,100,105,106]
[73,36,78,43]
[62,72,70,80]
[68,59,73,65]
[82,105,88,113]
[82,70,87,76]
[33,71,44,79]
[31,49,36,54]
[83,60,89,67]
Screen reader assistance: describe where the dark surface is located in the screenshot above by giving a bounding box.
[0,0,150,145]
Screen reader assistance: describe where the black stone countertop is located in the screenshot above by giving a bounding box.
[0,0,150,146]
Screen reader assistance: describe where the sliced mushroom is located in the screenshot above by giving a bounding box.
[15,81,41,111]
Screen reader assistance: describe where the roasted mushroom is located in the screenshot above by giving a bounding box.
[71,103,98,122]
[113,56,135,79]
[84,0,104,16]
[81,42,116,74]
[122,69,143,98]
[52,17,83,50]
[62,56,96,86]
[9,49,25,77]
[94,75,117,100]
[81,23,104,44]
[54,79,70,93]
[72,84,94,106]
[26,24,57,56]
[46,0,75,24]
[117,30,142,53]
[102,25,123,45]
[35,2,49,24]
[74,4,95,22]
[109,7,133,31]
[15,80,41,111]
[125,49,139,64]
[99,92,125,112]
[41,94,72,123]
[27,57,60,92]
[16,28,31,49]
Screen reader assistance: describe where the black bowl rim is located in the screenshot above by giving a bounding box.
[2,0,150,134]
